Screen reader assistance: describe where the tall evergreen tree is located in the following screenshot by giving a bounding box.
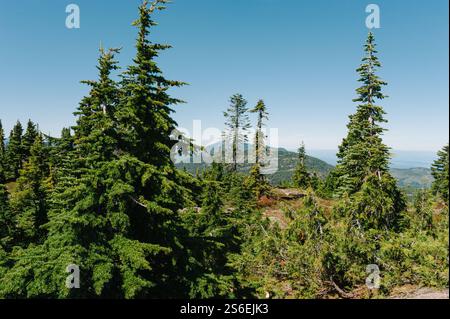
[431,144,449,202]
[10,134,50,247]
[0,2,195,299]
[246,100,270,198]
[117,0,185,166]
[292,141,311,189]
[334,32,405,230]
[250,99,268,166]
[223,94,250,171]
[22,120,39,159]
[5,121,24,180]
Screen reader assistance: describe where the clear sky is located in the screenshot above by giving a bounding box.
[0,0,448,152]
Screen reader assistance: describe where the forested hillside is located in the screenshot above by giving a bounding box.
[0,0,448,299]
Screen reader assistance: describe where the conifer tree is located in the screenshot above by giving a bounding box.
[0,183,13,250]
[246,100,270,198]
[22,120,39,159]
[223,94,250,171]
[250,100,268,166]
[47,128,76,189]
[117,0,185,166]
[10,134,50,246]
[183,180,239,298]
[431,144,449,202]
[5,121,24,179]
[333,32,405,231]
[292,142,311,189]
[0,2,195,298]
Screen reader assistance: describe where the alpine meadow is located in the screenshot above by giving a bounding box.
[0,0,448,301]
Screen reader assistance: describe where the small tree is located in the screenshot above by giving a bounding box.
[10,134,50,246]
[292,142,311,189]
[22,120,39,159]
[431,144,449,202]
[223,94,250,171]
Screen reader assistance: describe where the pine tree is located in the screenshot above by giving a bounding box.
[333,32,405,231]
[22,120,39,159]
[5,121,24,180]
[223,94,251,171]
[246,100,270,198]
[10,134,50,246]
[292,141,311,189]
[431,144,449,202]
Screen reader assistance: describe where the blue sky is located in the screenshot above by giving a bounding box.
[0,0,448,152]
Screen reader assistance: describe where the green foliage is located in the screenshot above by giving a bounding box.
[5,121,24,180]
[333,32,406,233]
[10,134,51,246]
[0,6,447,301]
[292,142,312,189]
[431,144,449,202]
[0,2,197,298]
[250,99,268,166]
[22,120,39,159]
[223,94,251,171]
[245,164,270,199]
[0,184,14,250]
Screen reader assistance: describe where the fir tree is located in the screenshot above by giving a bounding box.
[5,121,24,180]
[10,134,50,246]
[335,32,390,195]
[47,128,76,189]
[117,0,185,166]
[223,94,250,171]
[246,100,270,198]
[22,120,39,159]
[0,2,195,298]
[250,99,268,166]
[292,141,311,189]
[334,32,405,231]
[431,144,449,202]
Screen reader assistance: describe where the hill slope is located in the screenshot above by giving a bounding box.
[177,147,433,191]
[176,147,334,185]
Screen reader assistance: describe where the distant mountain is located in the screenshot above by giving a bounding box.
[176,146,434,191]
[176,146,333,185]
[391,167,433,191]
[306,149,437,169]
[264,148,333,185]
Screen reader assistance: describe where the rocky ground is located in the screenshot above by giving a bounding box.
[390,287,449,299]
